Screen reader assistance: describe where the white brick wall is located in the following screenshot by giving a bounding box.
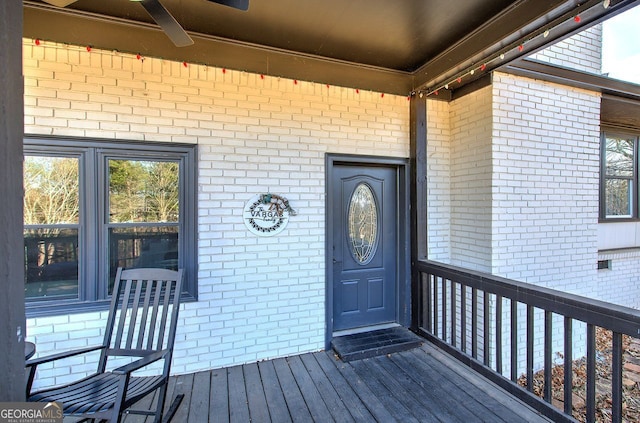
[425,73,602,373]
[491,72,600,297]
[529,24,603,74]
[23,39,410,388]
[426,99,451,262]
[449,86,494,272]
[598,250,640,309]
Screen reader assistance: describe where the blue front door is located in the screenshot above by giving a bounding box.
[332,165,398,331]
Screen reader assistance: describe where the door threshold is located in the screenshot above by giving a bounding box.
[333,322,400,338]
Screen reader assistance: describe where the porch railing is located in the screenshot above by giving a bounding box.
[414,259,640,423]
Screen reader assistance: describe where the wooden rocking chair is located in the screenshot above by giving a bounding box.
[26,267,184,423]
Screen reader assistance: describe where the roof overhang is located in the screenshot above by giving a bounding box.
[23,0,640,96]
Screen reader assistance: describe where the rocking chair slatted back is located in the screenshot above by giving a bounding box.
[27,267,185,422]
[100,268,183,371]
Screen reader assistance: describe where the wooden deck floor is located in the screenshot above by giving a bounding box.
[125,342,552,423]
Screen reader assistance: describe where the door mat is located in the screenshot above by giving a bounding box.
[331,327,422,362]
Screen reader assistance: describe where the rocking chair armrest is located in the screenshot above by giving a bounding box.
[25,345,106,369]
[112,349,169,375]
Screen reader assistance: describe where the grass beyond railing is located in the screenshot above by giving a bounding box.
[415,260,640,423]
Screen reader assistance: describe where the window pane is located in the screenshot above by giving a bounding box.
[109,159,179,223]
[24,156,79,225]
[605,137,634,177]
[24,228,79,300]
[347,183,379,264]
[108,226,179,291]
[605,179,632,217]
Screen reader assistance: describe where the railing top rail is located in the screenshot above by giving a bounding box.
[417,259,640,337]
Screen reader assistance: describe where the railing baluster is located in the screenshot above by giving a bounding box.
[432,276,440,336]
[461,286,467,353]
[511,299,518,383]
[451,281,457,348]
[442,278,448,340]
[543,310,552,403]
[612,331,623,423]
[586,324,596,423]
[472,287,478,359]
[564,317,573,415]
[414,260,640,423]
[484,291,490,367]
[425,274,432,332]
[496,295,502,374]
[527,305,534,392]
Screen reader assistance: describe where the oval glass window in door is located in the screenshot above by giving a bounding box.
[347,183,379,264]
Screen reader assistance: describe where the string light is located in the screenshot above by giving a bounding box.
[29,39,396,101]
[412,0,618,99]
[24,0,618,103]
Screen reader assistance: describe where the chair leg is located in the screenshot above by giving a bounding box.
[161,394,184,423]
[153,383,168,423]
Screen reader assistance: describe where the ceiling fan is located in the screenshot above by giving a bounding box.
[40,0,250,47]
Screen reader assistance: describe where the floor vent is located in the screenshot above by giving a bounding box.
[331,327,422,362]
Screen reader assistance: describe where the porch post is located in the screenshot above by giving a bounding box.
[409,95,427,330]
[0,0,26,401]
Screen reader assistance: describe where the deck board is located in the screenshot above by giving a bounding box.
[272,357,314,423]
[369,354,461,422]
[287,355,335,422]
[388,350,484,422]
[227,365,250,423]
[312,352,375,422]
[121,341,553,423]
[188,370,210,423]
[418,345,548,422]
[210,368,229,423]
[299,353,355,423]
[257,360,292,423]
[243,362,271,423]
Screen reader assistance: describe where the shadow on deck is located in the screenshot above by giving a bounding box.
[124,342,551,423]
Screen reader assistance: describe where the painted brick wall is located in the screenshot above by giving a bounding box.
[425,74,602,372]
[598,250,640,309]
[528,24,603,74]
[426,99,451,262]
[491,72,600,297]
[23,39,410,388]
[449,86,494,272]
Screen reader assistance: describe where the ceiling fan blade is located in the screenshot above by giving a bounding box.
[41,0,78,6]
[139,0,194,47]
[207,0,249,11]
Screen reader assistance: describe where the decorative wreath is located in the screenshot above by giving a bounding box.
[259,193,297,216]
